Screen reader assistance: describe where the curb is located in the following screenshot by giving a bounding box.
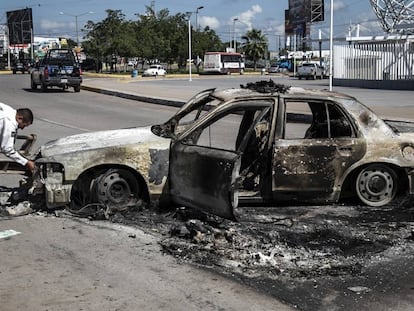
[81,84,185,108]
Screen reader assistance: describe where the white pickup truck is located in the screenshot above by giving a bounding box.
[297,63,325,80]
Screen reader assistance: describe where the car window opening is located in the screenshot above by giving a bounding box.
[183,102,273,194]
[284,100,354,140]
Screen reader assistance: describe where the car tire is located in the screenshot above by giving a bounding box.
[41,82,47,92]
[69,168,142,214]
[30,78,37,90]
[92,169,141,212]
[355,164,398,207]
[74,85,81,92]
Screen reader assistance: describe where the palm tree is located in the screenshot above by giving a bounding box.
[241,29,268,71]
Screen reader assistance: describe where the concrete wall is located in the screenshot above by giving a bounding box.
[333,78,414,90]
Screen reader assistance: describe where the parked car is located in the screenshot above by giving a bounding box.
[278,59,293,72]
[14,81,414,220]
[12,61,30,74]
[142,65,167,77]
[80,58,97,72]
[297,62,324,80]
[267,64,280,74]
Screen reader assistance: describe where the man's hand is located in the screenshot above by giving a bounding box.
[25,160,35,173]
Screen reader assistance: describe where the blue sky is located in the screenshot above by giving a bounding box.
[1,0,384,50]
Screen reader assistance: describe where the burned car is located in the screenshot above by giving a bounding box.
[22,81,414,219]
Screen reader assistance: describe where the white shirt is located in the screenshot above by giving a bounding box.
[0,102,28,166]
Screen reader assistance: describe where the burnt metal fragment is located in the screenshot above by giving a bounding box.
[240,79,291,94]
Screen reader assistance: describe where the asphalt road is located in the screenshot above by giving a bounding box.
[81,72,414,120]
[0,215,293,311]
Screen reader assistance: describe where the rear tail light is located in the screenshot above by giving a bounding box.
[72,67,81,77]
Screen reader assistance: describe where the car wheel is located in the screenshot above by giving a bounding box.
[41,82,47,92]
[355,164,398,207]
[69,168,142,214]
[74,85,81,92]
[92,169,141,212]
[30,78,37,90]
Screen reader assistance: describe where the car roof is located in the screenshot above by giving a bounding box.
[210,84,355,102]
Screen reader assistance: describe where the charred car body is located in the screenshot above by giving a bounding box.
[14,82,414,219]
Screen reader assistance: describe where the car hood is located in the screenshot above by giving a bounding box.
[40,126,169,157]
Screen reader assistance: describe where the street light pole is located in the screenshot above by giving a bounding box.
[195,6,204,30]
[188,16,192,81]
[233,18,238,51]
[59,11,94,46]
[329,0,333,91]
[186,7,203,82]
[74,15,79,46]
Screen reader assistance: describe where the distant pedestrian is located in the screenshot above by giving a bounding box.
[0,103,35,173]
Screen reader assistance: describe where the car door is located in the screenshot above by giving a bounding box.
[272,98,366,201]
[169,141,240,219]
[168,100,274,220]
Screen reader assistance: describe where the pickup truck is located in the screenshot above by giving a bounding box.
[31,49,82,92]
[297,63,324,80]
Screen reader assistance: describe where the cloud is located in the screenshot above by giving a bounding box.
[201,4,263,35]
[333,1,346,11]
[199,16,220,29]
[39,19,73,35]
[231,4,263,30]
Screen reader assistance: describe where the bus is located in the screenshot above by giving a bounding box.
[203,52,245,74]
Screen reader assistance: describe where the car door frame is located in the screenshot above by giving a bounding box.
[271,96,366,202]
[168,98,275,220]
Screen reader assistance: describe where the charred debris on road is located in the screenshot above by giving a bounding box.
[1,189,414,309]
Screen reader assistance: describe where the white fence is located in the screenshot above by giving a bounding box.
[334,38,414,81]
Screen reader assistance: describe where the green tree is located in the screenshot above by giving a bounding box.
[193,26,224,72]
[82,4,226,73]
[241,29,268,71]
[82,10,137,71]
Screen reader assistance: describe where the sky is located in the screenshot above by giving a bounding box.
[0,0,385,51]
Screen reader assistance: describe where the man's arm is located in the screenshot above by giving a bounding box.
[0,118,29,166]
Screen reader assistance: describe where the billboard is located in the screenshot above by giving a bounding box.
[285,0,324,36]
[7,8,33,45]
[311,0,324,23]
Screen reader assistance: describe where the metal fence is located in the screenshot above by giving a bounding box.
[334,38,414,81]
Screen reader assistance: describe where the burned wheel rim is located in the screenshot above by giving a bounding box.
[356,165,398,207]
[95,169,140,209]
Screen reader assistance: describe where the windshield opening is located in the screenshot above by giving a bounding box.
[151,88,222,138]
